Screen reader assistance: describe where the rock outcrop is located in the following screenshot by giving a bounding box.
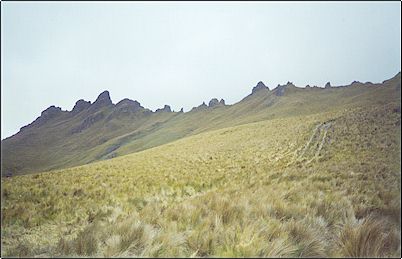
[41,105,63,118]
[191,102,208,112]
[92,91,113,109]
[72,112,105,134]
[251,81,269,94]
[208,98,226,107]
[286,81,295,87]
[156,105,172,113]
[21,105,65,131]
[325,82,331,88]
[274,84,286,96]
[209,98,219,107]
[115,99,144,113]
[72,99,91,114]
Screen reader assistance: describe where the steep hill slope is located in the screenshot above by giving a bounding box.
[1,72,400,176]
[2,93,400,257]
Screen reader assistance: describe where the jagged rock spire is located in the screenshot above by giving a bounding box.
[72,99,91,114]
[92,90,113,109]
[156,105,172,113]
[251,81,268,94]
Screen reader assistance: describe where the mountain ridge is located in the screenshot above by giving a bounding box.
[1,72,400,176]
[10,72,401,139]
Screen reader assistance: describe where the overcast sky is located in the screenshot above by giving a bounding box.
[1,2,401,139]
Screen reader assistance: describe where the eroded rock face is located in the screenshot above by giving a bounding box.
[209,98,219,107]
[41,105,62,118]
[275,84,286,96]
[72,99,91,114]
[20,105,64,131]
[115,99,143,113]
[72,112,105,134]
[92,91,113,109]
[156,105,172,113]
[191,102,208,112]
[252,81,268,94]
[208,98,226,107]
[286,81,293,86]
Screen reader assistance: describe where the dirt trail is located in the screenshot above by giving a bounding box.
[289,120,334,165]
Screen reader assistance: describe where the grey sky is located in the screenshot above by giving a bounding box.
[1,2,401,139]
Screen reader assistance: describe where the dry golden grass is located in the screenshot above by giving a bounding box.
[1,102,401,257]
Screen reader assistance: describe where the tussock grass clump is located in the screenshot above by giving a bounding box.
[2,104,400,257]
[335,216,401,258]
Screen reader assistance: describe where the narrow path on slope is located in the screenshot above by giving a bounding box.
[287,120,334,166]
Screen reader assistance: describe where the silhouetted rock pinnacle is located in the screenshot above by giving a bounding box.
[41,105,62,118]
[209,98,226,107]
[92,91,113,109]
[286,81,295,87]
[72,99,91,114]
[252,81,268,94]
[115,99,143,113]
[191,102,208,112]
[209,98,219,107]
[156,105,172,113]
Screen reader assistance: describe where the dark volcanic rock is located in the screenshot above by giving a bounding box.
[156,105,172,113]
[274,84,286,96]
[252,81,268,94]
[21,105,64,131]
[41,105,62,118]
[209,98,219,107]
[115,98,144,113]
[191,102,208,112]
[286,81,295,87]
[209,98,226,107]
[72,112,105,134]
[72,99,91,114]
[92,91,113,109]
[325,82,331,88]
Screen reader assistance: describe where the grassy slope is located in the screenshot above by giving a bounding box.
[1,77,400,257]
[2,73,400,176]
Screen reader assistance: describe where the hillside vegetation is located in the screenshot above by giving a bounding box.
[1,72,401,257]
[2,73,400,175]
